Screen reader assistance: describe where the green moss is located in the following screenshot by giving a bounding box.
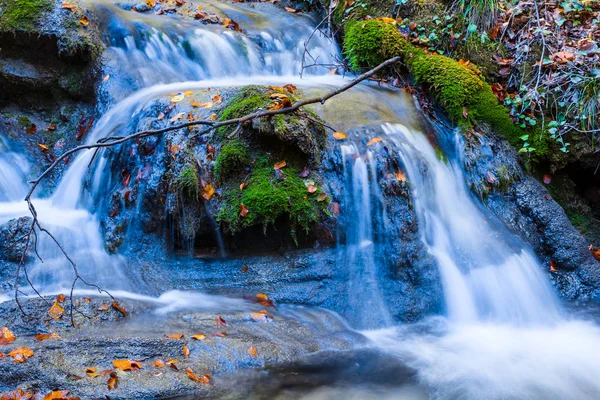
[343,19,407,72]
[17,115,31,127]
[0,0,53,31]
[175,164,200,200]
[218,86,270,138]
[218,164,323,236]
[214,139,250,181]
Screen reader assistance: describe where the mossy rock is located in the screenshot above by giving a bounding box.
[218,86,271,139]
[214,139,250,181]
[343,19,407,71]
[0,0,52,31]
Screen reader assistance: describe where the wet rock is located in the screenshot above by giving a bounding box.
[0,296,362,399]
[0,217,33,262]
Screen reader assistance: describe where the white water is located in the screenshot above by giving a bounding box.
[361,123,600,400]
[0,136,29,202]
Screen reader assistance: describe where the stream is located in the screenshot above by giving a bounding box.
[1,1,600,399]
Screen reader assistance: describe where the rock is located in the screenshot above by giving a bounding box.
[0,217,32,262]
[0,296,363,399]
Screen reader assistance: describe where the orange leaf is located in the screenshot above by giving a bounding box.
[216,316,226,327]
[250,311,272,323]
[240,203,249,218]
[151,359,165,368]
[307,184,317,193]
[98,304,110,311]
[112,302,127,316]
[214,331,227,337]
[543,174,552,185]
[183,345,190,357]
[113,359,142,371]
[103,74,110,82]
[274,161,287,169]
[248,345,258,358]
[241,265,249,273]
[395,171,406,182]
[366,137,382,146]
[333,132,346,140]
[47,123,57,131]
[35,333,60,341]
[43,390,73,400]
[86,367,99,377]
[26,124,37,134]
[57,294,66,303]
[283,84,296,94]
[0,327,16,345]
[187,367,210,383]
[107,372,118,390]
[166,359,180,370]
[165,333,184,339]
[202,184,215,201]
[191,334,206,341]
[240,182,248,191]
[79,16,89,26]
[38,143,50,152]
[61,3,75,11]
[8,347,34,363]
[48,301,64,320]
[549,260,558,272]
[592,248,600,262]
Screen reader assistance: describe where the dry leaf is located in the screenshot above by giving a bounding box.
[202,184,215,201]
[151,359,165,368]
[171,94,185,103]
[317,193,327,202]
[284,6,297,12]
[38,143,50,152]
[57,294,66,303]
[242,265,249,273]
[86,367,99,377]
[98,304,110,311]
[307,184,317,193]
[107,372,118,390]
[274,161,287,169]
[240,182,248,191]
[333,132,346,140]
[209,113,217,121]
[35,333,60,341]
[395,171,406,182]
[157,112,165,121]
[48,301,64,320]
[112,302,127,316]
[103,74,110,82]
[216,316,226,327]
[47,123,57,131]
[113,360,142,371]
[240,203,249,218]
[183,345,190,357]
[192,334,206,341]
[187,367,210,383]
[26,124,37,134]
[79,16,89,26]
[165,333,185,339]
[0,327,16,345]
[248,345,258,358]
[170,112,184,122]
[283,84,297,94]
[44,390,74,400]
[61,3,75,11]
[250,311,272,323]
[366,137,382,146]
[8,347,34,363]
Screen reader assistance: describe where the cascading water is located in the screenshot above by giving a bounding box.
[0,136,29,202]
[365,123,600,400]
[339,144,392,329]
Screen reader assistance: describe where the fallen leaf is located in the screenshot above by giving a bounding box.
[113,359,142,371]
[241,265,249,273]
[57,294,66,303]
[191,334,206,341]
[592,247,600,262]
[165,333,184,339]
[0,327,16,345]
[48,301,64,320]
[240,203,249,218]
[8,347,34,363]
[248,345,258,358]
[366,137,382,146]
[107,372,118,390]
[183,345,190,358]
[284,6,297,12]
[151,359,165,368]
[209,113,217,121]
[35,333,60,341]
[26,124,37,134]
[44,390,73,400]
[66,373,83,381]
[240,182,248,191]
[395,171,407,182]
[61,3,75,11]
[274,161,287,170]
[216,316,226,327]
[549,260,558,272]
[214,331,227,337]
[112,302,127,316]
[170,112,185,122]
[298,167,310,178]
[166,359,179,370]
[317,193,327,202]
[307,184,317,193]
[202,184,215,201]
[255,293,274,307]
[86,367,99,377]
[157,112,165,121]
[79,16,89,26]
[333,132,346,140]
[171,94,185,103]
[47,123,57,131]
[103,74,110,82]
[462,108,469,119]
[283,84,297,94]
[187,367,210,383]
[332,201,340,215]
[98,304,110,311]
[38,143,50,152]
[250,311,272,323]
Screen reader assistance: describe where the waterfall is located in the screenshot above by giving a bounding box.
[0,136,29,202]
[339,144,392,330]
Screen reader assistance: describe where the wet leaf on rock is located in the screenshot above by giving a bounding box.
[171,94,185,103]
[216,316,226,327]
[0,327,16,345]
[26,124,37,134]
[8,347,34,363]
[48,301,64,320]
[240,203,249,218]
[248,345,258,358]
[186,367,210,384]
[202,184,215,201]
[35,333,60,341]
[85,367,99,377]
[113,360,142,371]
[151,359,165,368]
[107,372,118,390]
[333,132,346,140]
[366,137,382,146]
[543,174,552,184]
[191,334,206,341]
[165,333,184,339]
[112,302,127,316]
[274,161,287,170]
[298,167,310,178]
[183,345,190,357]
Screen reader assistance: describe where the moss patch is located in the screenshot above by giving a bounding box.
[214,139,250,181]
[344,19,407,71]
[218,86,270,138]
[0,0,53,31]
[175,164,200,200]
[218,160,323,237]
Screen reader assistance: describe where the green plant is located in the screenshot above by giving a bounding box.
[175,164,200,200]
[452,0,503,30]
[214,139,250,181]
[343,19,406,71]
[0,0,53,30]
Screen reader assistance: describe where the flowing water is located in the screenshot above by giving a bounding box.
[2,1,600,398]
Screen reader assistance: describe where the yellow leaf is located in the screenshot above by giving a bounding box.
[395,170,406,182]
[107,372,118,390]
[8,346,34,363]
[38,143,50,152]
[48,301,64,320]
[165,333,185,339]
[333,132,346,140]
[79,16,89,26]
[366,137,383,146]
[171,94,185,103]
[151,359,165,368]
[187,367,210,383]
[192,334,206,341]
[86,367,99,377]
[202,184,215,201]
[183,345,190,357]
[209,113,217,121]
[35,333,60,341]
